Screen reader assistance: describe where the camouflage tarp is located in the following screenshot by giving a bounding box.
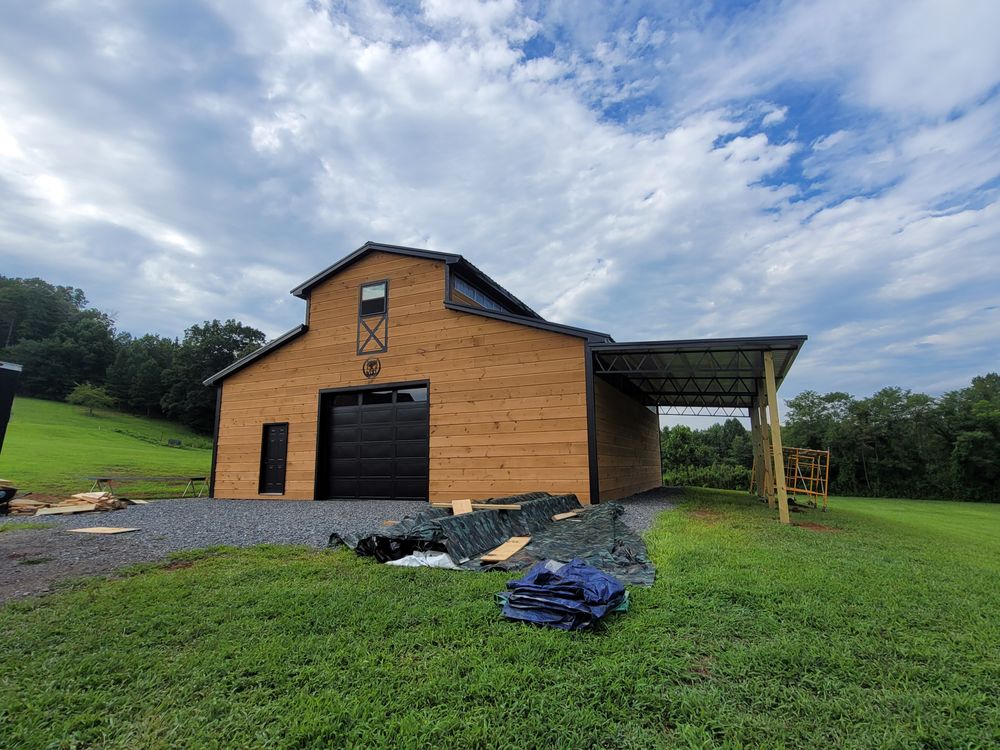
[330,492,656,586]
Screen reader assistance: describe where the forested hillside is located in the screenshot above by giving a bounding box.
[0,276,265,433]
[661,374,1000,502]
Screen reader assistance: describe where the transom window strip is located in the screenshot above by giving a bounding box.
[454,277,504,312]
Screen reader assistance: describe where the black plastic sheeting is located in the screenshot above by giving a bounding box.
[497,559,627,630]
[329,492,656,586]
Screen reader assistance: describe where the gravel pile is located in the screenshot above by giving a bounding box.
[617,486,682,531]
[1,491,679,602]
[0,499,424,602]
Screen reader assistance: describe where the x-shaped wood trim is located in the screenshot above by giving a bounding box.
[358,314,387,353]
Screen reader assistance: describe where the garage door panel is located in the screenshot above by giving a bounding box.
[358,478,393,497]
[395,441,425,457]
[395,458,428,477]
[360,441,393,459]
[362,405,394,423]
[331,443,358,459]
[332,407,361,424]
[319,384,429,501]
[395,403,428,422]
[396,423,426,441]
[395,478,426,500]
[361,425,393,442]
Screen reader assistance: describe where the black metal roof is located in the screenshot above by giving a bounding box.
[590,335,807,415]
[290,241,541,319]
[203,325,307,386]
[443,301,611,343]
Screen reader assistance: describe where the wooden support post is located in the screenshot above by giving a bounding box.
[757,385,774,507]
[764,352,791,525]
[749,405,764,497]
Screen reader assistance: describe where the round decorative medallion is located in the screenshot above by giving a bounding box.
[362,358,381,378]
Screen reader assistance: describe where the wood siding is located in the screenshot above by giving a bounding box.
[213,251,592,503]
[594,378,662,501]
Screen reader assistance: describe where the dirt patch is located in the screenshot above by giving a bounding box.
[689,509,723,523]
[160,559,195,571]
[796,521,840,532]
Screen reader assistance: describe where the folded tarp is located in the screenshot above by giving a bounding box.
[329,492,656,586]
[497,559,627,630]
[483,502,655,586]
[329,492,577,562]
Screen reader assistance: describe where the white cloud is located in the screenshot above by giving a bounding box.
[0,0,997,404]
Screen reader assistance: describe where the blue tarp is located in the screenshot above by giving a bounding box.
[498,559,627,631]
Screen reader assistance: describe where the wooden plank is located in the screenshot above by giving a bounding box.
[35,503,97,516]
[764,352,791,525]
[452,498,473,515]
[429,502,521,511]
[67,527,139,535]
[71,491,113,501]
[480,536,531,563]
[552,511,580,521]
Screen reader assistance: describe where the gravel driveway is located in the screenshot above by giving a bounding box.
[0,490,678,603]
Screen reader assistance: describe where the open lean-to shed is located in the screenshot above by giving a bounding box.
[205,242,806,520]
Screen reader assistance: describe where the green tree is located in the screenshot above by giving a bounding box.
[8,309,118,400]
[66,383,115,416]
[107,334,178,415]
[160,320,265,433]
[0,276,87,348]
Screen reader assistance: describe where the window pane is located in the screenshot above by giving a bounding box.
[395,387,428,403]
[332,393,359,407]
[361,282,386,301]
[360,282,387,316]
[362,390,393,405]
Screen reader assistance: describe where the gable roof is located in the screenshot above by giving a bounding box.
[290,241,541,320]
[204,242,611,385]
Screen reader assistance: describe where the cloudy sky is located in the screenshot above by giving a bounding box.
[2,0,998,406]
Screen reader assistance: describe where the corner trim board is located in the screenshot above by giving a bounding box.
[208,385,222,498]
[584,345,600,504]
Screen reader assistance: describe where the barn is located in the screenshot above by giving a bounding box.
[205,242,805,506]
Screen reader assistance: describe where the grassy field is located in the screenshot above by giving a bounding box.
[0,490,997,748]
[0,397,212,498]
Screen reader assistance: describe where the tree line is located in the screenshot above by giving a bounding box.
[661,375,1000,502]
[0,276,265,433]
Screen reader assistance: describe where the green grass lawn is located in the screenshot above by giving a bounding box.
[1,490,997,749]
[0,397,212,498]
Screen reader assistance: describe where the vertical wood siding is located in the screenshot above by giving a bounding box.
[594,378,662,501]
[213,252,592,502]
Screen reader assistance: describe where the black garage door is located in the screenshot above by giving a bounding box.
[318,385,429,500]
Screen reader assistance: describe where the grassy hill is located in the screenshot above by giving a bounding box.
[0,398,212,498]
[0,490,997,747]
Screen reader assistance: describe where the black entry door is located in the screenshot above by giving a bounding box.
[259,423,288,494]
[320,385,429,500]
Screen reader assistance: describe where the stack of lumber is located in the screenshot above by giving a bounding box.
[10,491,130,517]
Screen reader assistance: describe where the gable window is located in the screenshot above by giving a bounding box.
[357,280,389,354]
[360,281,387,316]
[453,277,504,313]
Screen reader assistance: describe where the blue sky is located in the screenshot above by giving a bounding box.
[1,0,998,414]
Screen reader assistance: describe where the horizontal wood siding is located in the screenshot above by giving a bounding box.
[595,378,662,501]
[214,252,591,503]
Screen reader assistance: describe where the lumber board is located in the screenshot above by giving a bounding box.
[35,504,97,516]
[67,527,139,535]
[429,502,521,511]
[480,536,531,563]
[552,511,580,521]
[451,498,474,515]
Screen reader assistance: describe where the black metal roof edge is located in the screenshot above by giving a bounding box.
[290,242,460,298]
[448,257,540,319]
[589,334,808,352]
[203,324,308,386]
[443,301,613,342]
[289,241,538,319]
